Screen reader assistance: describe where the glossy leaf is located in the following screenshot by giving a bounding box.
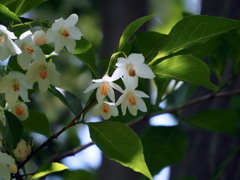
[152,15,240,62]
[73,38,97,78]
[142,126,188,175]
[21,110,51,137]
[88,121,152,179]
[49,86,82,115]
[188,109,238,134]
[2,111,23,149]
[31,162,68,179]
[119,14,154,50]
[0,4,21,22]
[153,55,218,90]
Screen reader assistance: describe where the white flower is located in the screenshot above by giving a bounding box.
[9,102,29,120]
[15,30,45,70]
[84,75,122,102]
[0,152,17,180]
[0,25,21,61]
[46,14,82,53]
[93,101,118,120]
[26,60,60,92]
[32,30,48,46]
[0,72,32,105]
[13,139,31,162]
[112,53,155,83]
[116,79,149,116]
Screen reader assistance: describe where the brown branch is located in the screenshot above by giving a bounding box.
[18,99,96,169]
[51,89,240,162]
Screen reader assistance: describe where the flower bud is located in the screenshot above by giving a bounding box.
[8,164,17,174]
[13,139,31,162]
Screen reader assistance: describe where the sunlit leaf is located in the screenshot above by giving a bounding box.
[153,55,218,90]
[21,110,51,137]
[151,15,240,63]
[188,109,238,134]
[142,126,188,175]
[31,162,68,179]
[73,38,97,78]
[88,121,152,179]
[119,14,154,50]
[0,3,21,22]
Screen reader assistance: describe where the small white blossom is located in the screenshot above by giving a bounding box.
[46,13,82,53]
[26,60,60,92]
[84,75,122,102]
[93,101,118,120]
[15,30,45,70]
[0,152,17,180]
[13,139,31,162]
[32,30,48,46]
[0,72,32,105]
[9,102,29,120]
[112,53,155,84]
[116,79,149,116]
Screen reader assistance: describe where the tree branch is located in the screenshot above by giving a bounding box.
[18,99,96,169]
[52,89,240,162]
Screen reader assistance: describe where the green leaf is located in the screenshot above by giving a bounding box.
[7,56,24,73]
[88,121,152,179]
[5,0,48,16]
[73,38,97,78]
[151,15,240,63]
[188,109,238,134]
[62,169,97,180]
[119,14,154,50]
[2,111,23,149]
[142,126,188,175]
[153,55,218,90]
[132,31,167,62]
[21,110,51,137]
[0,3,21,22]
[31,162,68,179]
[49,86,82,115]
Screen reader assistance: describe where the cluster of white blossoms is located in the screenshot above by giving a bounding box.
[85,53,155,119]
[0,14,82,179]
[0,14,82,122]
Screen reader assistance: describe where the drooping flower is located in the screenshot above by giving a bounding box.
[9,102,29,120]
[32,30,48,46]
[0,72,32,105]
[93,101,118,120]
[46,14,82,53]
[0,25,21,61]
[26,60,60,92]
[0,152,17,180]
[13,139,31,162]
[84,75,122,102]
[112,53,155,84]
[15,30,45,70]
[116,78,149,116]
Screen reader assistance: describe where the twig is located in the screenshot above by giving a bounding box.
[18,99,96,169]
[52,89,240,162]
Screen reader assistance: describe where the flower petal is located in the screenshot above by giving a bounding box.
[128,104,138,116]
[134,90,149,98]
[52,18,64,31]
[38,78,49,92]
[68,26,82,40]
[65,14,78,27]
[136,97,147,112]
[128,53,145,63]
[108,86,115,102]
[84,83,100,93]
[0,152,15,164]
[135,63,155,79]
[111,67,124,81]
[17,53,32,70]
[55,36,66,53]
[0,45,10,61]
[0,163,11,180]
[65,38,76,53]
[33,46,45,61]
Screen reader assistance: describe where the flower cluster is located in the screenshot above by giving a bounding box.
[85,53,155,119]
[0,14,82,179]
[0,14,82,121]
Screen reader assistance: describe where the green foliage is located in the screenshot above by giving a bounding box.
[88,121,152,179]
[73,37,97,78]
[21,110,51,137]
[142,126,188,175]
[118,14,154,50]
[153,55,218,90]
[0,4,21,22]
[187,109,239,135]
[1,111,23,149]
[61,169,97,180]
[31,162,68,179]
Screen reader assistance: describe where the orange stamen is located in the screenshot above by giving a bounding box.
[100,82,109,96]
[128,95,136,106]
[0,37,4,44]
[39,67,48,79]
[12,82,20,92]
[61,29,70,37]
[126,64,136,77]
[25,46,34,54]
[102,104,110,113]
[16,106,24,116]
